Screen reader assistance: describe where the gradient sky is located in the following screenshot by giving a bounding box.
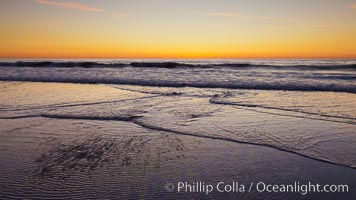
[1,0,356,58]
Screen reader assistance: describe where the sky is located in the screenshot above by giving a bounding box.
[0,0,356,59]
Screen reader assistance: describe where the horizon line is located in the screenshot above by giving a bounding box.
[1,57,356,60]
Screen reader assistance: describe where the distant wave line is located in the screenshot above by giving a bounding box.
[1,61,356,70]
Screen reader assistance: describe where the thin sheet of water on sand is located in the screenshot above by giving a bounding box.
[0,82,355,199]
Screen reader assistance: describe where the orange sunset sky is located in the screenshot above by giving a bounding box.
[0,0,356,59]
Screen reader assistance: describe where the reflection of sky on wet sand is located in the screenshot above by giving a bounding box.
[0,82,147,110]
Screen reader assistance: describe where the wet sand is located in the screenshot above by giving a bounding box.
[0,81,355,199]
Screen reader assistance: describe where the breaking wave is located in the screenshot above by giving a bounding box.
[0,60,355,93]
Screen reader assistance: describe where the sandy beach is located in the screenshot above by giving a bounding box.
[0,81,355,199]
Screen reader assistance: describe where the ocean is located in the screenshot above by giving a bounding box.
[0,59,355,92]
